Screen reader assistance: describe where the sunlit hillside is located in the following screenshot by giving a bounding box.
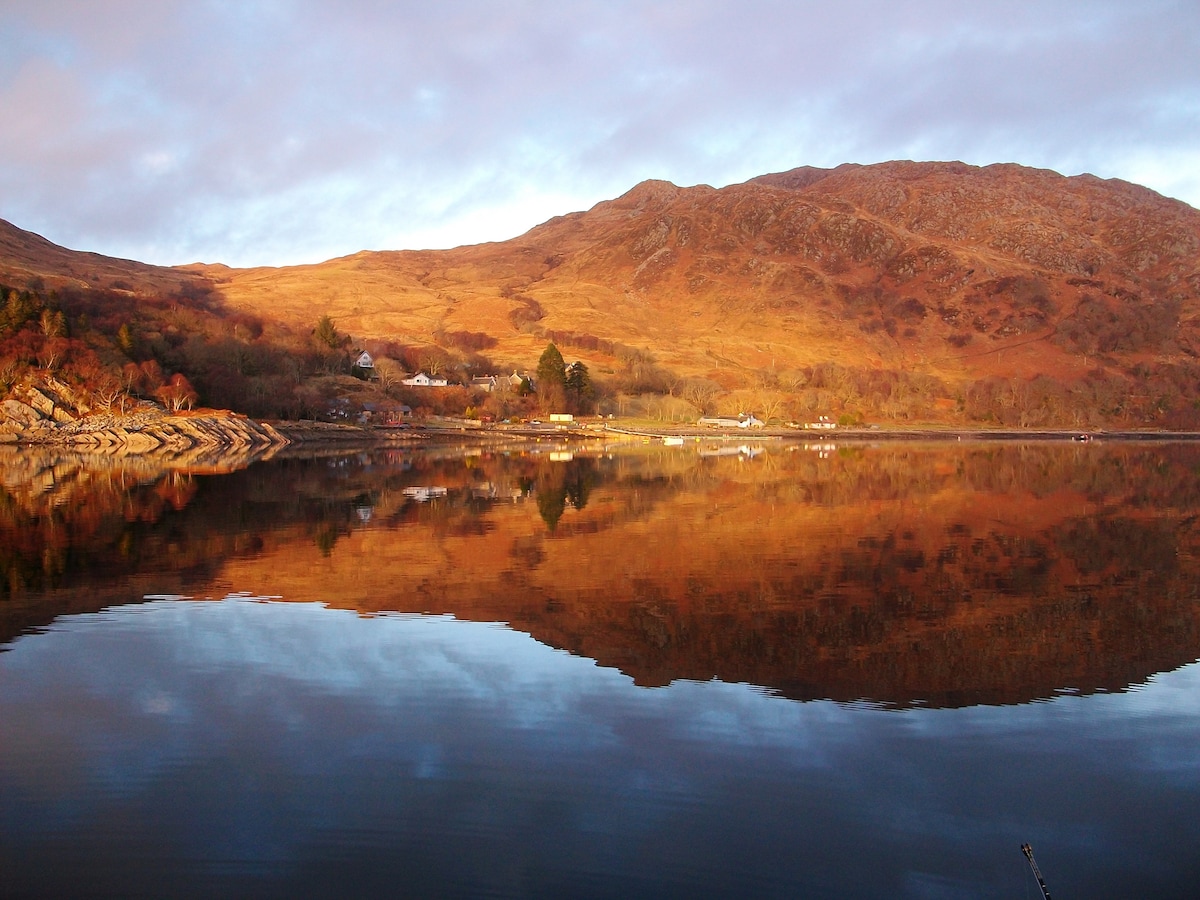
[3,160,1200,426]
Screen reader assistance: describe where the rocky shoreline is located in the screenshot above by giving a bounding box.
[4,408,289,453]
[0,378,500,457]
[0,376,288,454]
[6,375,1200,459]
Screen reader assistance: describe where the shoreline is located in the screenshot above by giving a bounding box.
[9,407,1200,458]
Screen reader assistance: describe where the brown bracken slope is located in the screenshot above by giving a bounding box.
[5,160,1200,423]
[201,161,1200,378]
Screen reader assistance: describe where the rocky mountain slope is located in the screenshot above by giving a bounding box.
[205,162,1198,357]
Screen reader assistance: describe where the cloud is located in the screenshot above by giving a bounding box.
[0,0,1197,266]
[4,599,1200,896]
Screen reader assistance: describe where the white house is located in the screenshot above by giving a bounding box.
[698,414,764,429]
[354,351,375,370]
[402,372,449,387]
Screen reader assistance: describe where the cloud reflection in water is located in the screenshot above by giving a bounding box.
[1,597,1199,898]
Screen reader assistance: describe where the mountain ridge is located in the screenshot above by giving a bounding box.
[3,159,1200,427]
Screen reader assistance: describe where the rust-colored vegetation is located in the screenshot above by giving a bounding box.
[3,159,1200,427]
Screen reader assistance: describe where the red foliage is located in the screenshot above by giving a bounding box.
[155,373,198,411]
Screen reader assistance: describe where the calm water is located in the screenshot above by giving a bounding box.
[2,440,1199,898]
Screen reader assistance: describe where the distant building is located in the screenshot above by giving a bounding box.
[698,414,764,429]
[471,375,499,392]
[354,351,375,370]
[383,404,412,425]
[508,371,534,392]
[402,372,449,387]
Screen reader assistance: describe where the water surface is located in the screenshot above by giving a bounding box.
[2,441,1199,897]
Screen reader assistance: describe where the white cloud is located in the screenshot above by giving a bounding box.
[0,0,1197,266]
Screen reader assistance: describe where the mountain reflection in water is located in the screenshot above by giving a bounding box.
[2,440,1200,707]
[4,441,1200,898]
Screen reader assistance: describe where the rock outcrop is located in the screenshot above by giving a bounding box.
[0,376,288,456]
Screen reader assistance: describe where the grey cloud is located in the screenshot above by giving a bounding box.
[0,0,1197,266]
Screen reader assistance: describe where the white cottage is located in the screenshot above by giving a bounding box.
[402,372,449,387]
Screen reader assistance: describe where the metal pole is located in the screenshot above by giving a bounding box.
[1020,843,1052,900]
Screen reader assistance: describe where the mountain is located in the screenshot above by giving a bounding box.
[0,218,203,297]
[4,160,1200,427]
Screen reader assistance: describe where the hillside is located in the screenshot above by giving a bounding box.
[3,160,1200,427]
[0,218,203,297]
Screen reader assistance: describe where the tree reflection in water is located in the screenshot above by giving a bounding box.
[2,440,1200,708]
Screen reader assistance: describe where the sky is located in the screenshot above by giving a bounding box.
[2,0,1198,268]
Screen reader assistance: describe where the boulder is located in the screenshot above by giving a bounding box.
[2,399,42,425]
[26,389,56,418]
